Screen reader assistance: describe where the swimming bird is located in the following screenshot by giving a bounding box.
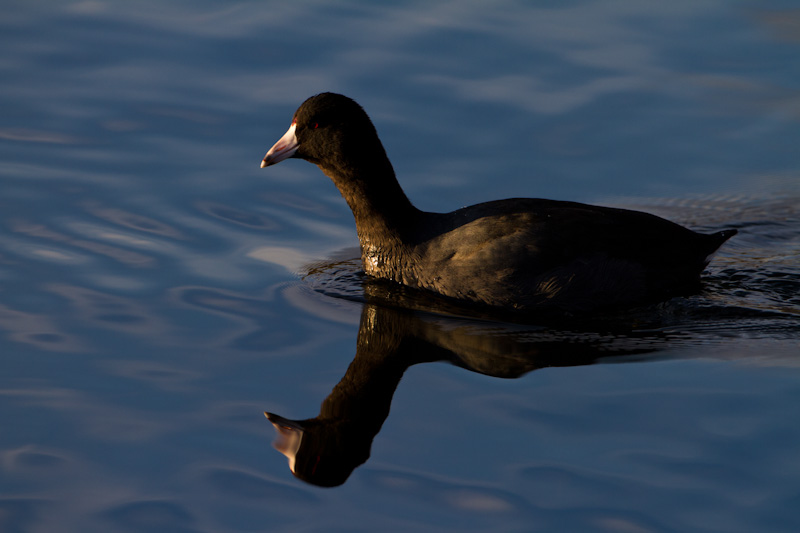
[260,93,736,313]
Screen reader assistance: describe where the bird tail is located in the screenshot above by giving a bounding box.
[714,228,738,243]
[703,228,738,265]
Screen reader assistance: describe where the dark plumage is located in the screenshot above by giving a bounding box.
[261,92,736,313]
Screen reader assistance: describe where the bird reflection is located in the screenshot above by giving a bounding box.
[265,278,672,488]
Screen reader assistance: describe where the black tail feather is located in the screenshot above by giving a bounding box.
[714,228,738,243]
[702,228,738,265]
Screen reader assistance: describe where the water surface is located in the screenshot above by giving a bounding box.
[1,1,799,532]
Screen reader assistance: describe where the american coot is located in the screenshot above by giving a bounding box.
[261,92,737,313]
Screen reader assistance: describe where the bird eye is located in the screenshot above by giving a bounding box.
[313,122,319,129]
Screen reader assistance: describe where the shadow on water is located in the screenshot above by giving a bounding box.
[266,232,800,487]
[265,299,659,488]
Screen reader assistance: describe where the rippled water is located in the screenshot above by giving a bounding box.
[2,2,800,532]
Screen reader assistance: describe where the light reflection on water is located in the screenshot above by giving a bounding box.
[262,289,798,488]
[1,1,800,532]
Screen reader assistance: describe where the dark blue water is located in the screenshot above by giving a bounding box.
[2,2,799,532]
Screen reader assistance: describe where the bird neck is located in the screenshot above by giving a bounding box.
[319,148,421,247]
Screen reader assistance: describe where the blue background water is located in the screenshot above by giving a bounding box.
[1,1,799,532]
